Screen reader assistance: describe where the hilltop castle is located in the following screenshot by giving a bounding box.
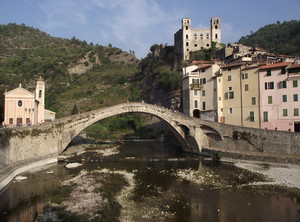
[174,17,221,60]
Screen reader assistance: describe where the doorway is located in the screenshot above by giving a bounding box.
[294,122,300,132]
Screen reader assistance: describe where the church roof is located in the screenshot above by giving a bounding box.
[4,84,34,98]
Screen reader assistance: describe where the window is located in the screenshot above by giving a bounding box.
[194,44,197,47]
[18,100,23,107]
[215,33,218,38]
[228,108,233,114]
[268,96,273,104]
[219,97,221,101]
[228,87,233,91]
[294,108,299,116]
[192,79,200,84]
[293,80,298,88]
[228,75,232,81]
[265,82,274,90]
[251,97,256,105]
[263,112,268,122]
[282,95,287,102]
[206,44,210,47]
[279,81,287,88]
[202,90,205,96]
[225,91,234,99]
[194,100,198,108]
[266,70,271,76]
[245,84,249,91]
[250,111,255,122]
[293,94,298,102]
[185,26,188,30]
[194,90,198,96]
[186,42,189,46]
[202,102,206,110]
[39,90,42,98]
[281,67,286,74]
[9,118,13,124]
[200,78,206,84]
[242,73,248,79]
[201,68,205,72]
[228,68,231,71]
[186,34,188,39]
[283,109,288,117]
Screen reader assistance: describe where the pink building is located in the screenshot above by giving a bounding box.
[259,62,300,132]
[3,77,55,127]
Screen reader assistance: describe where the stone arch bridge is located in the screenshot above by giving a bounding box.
[0,102,299,166]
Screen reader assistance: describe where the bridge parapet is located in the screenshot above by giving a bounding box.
[1,102,300,167]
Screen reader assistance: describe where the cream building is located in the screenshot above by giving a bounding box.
[217,64,260,128]
[174,17,221,60]
[3,77,55,127]
[182,61,220,121]
[217,64,243,126]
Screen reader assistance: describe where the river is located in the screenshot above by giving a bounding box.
[0,141,300,222]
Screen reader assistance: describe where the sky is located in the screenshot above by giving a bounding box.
[0,0,299,59]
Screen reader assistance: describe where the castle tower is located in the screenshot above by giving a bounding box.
[211,17,221,46]
[35,76,45,124]
[182,18,192,60]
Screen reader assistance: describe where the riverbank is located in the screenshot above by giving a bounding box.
[203,147,300,189]
[233,160,300,189]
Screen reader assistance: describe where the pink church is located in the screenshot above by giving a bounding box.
[2,77,55,127]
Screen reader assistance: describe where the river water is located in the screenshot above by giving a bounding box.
[1,141,300,222]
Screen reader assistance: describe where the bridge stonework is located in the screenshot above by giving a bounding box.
[0,102,300,167]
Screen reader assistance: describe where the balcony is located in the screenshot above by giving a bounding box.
[190,83,203,90]
[183,71,199,79]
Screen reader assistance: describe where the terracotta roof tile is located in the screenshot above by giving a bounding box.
[287,64,300,69]
[260,62,291,70]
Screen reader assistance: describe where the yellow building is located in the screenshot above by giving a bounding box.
[240,65,260,128]
[218,64,243,125]
[217,64,260,127]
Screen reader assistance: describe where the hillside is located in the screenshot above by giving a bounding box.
[0,23,139,120]
[238,20,300,56]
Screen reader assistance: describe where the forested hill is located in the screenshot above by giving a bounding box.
[0,23,139,119]
[238,20,300,56]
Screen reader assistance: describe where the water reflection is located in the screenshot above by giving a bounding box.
[0,141,300,222]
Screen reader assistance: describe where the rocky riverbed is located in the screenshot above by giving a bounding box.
[34,143,300,221]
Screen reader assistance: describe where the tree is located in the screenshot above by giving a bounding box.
[71,104,79,115]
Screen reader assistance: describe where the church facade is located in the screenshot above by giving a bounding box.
[2,77,55,127]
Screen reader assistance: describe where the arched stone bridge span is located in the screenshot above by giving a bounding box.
[0,102,300,166]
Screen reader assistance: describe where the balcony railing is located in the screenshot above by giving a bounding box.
[183,71,199,79]
[190,83,203,90]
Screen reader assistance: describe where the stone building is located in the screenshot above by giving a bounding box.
[2,77,55,127]
[174,17,221,61]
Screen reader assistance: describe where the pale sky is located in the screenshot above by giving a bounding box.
[0,0,299,58]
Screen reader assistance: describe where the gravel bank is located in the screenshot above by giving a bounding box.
[235,161,300,189]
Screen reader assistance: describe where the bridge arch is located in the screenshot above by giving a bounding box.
[58,103,198,154]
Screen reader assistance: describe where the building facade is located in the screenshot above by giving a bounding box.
[174,17,221,60]
[3,77,55,127]
[182,61,219,121]
[259,62,300,132]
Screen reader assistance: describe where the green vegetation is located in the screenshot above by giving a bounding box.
[190,41,220,61]
[0,23,139,119]
[238,20,300,56]
[137,44,181,96]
